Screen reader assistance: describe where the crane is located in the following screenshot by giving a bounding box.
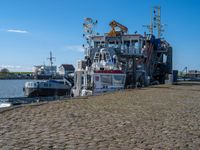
[108,20,128,37]
[181,67,188,79]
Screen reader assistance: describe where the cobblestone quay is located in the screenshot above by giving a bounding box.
[1,83,200,149]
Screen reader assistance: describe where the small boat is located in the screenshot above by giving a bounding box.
[24,80,71,97]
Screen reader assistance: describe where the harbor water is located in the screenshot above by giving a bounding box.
[0,80,34,108]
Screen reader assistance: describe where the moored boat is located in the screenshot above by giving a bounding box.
[24,80,71,97]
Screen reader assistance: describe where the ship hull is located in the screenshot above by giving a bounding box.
[24,80,71,97]
[25,88,70,97]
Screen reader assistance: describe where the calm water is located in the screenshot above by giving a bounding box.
[0,80,32,98]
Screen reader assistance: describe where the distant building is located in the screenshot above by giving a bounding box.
[59,64,75,76]
[187,70,200,78]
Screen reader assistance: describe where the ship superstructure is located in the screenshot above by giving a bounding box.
[73,19,146,96]
[33,51,57,79]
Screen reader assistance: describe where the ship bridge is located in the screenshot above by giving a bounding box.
[92,34,145,56]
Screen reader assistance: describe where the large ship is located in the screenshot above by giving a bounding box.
[72,6,172,97]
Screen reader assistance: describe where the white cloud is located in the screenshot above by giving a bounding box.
[65,45,84,52]
[0,65,32,72]
[7,29,28,34]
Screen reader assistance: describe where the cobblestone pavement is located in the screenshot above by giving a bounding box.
[0,84,200,149]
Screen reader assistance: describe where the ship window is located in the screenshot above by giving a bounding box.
[44,83,48,87]
[108,42,115,48]
[113,75,125,85]
[134,41,139,50]
[95,76,99,82]
[163,54,167,63]
[100,75,112,85]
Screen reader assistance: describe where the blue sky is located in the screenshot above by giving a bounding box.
[0,0,199,71]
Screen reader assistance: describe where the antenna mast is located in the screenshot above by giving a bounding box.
[83,18,98,57]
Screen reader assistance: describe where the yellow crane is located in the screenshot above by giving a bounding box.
[108,20,128,37]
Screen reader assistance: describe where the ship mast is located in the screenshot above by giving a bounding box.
[144,6,165,38]
[47,51,56,76]
[152,6,162,38]
[83,18,98,57]
[47,51,55,67]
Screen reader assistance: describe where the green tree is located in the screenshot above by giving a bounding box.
[0,68,10,74]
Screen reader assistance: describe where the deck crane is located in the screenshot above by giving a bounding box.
[108,20,128,36]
